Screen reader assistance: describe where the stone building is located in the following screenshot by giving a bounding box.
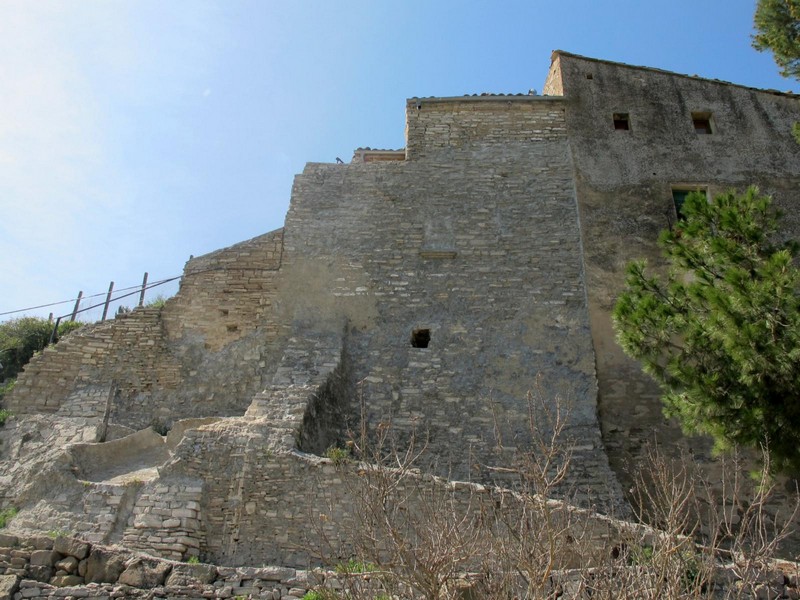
[1,51,798,568]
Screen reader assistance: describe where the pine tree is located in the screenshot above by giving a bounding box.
[613,187,800,474]
[753,0,800,80]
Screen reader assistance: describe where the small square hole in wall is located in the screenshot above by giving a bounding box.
[692,112,714,134]
[411,328,430,348]
[586,73,593,80]
[613,113,630,130]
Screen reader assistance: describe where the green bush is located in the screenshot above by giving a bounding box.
[0,507,18,528]
[0,408,9,426]
[0,382,13,407]
[614,188,800,473]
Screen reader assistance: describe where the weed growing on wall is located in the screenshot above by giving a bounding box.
[324,446,350,466]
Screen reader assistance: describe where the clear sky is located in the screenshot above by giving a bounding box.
[1,0,795,322]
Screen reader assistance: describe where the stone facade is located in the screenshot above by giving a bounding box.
[550,52,800,490]
[1,51,799,574]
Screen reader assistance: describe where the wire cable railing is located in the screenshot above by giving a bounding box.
[46,273,182,344]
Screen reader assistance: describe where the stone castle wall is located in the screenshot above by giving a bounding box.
[281,96,622,503]
[405,96,566,157]
[4,51,799,572]
[547,52,800,490]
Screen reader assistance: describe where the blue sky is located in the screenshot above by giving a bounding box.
[1,0,795,321]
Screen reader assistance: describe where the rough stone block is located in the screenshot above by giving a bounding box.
[50,574,84,587]
[165,563,217,587]
[0,535,18,549]
[0,574,19,600]
[27,565,53,583]
[29,537,54,551]
[254,566,295,582]
[118,556,171,589]
[134,514,163,529]
[54,556,79,574]
[84,547,126,584]
[53,537,90,561]
[30,550,61,567]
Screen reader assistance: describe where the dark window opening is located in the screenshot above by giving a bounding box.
[411,328,430,348]
[692,112,714,134]
[672,188,707,220]
[613,113,630,130]
[586,73,594,80]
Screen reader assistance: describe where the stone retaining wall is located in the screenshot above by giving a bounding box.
[2,523,800,599]
[0,533,325,600]
[6,229,287,432]
[281,95,623,504]
[6,309,177,419]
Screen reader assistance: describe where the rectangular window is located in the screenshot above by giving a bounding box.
[613,113,630,130]
[691,112,714,134]
[671,187,708,219]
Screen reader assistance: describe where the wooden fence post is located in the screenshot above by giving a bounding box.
[70,291,83,322]
[138,273,149,307]
[101,281,115,321]
[49,316,62,344]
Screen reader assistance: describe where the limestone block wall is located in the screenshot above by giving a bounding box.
[3,531,800,600]
[281,96,623,507]
[163,418,628,568]
[162,229,284,351]
[406,96,567,158]
[7,229,287,431]
[6,309,178,418]
[121,481,205,561]
[0,533,337,599]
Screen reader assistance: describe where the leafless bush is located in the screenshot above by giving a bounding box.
[308,384,798,599]
[583,445,799,599]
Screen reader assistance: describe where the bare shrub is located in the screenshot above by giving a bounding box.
[308,384,798,599]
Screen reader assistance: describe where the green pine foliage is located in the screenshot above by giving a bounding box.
[753,0,800,79]
[613,187,800,474]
